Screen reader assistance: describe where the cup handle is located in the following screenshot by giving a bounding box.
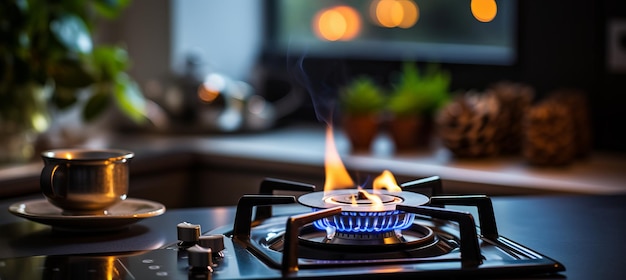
[40,164,65,198]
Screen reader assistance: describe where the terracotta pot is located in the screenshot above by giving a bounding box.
[418,115,434,147]
[388,116,421,151]
[342,115,379,152]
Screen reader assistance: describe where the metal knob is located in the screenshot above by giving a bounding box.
[198,235,225,253]
[177,222,201,245]
[187,245,213,272]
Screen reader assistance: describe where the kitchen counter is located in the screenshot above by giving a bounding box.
[1,123,625,206]
[0,193,624,279]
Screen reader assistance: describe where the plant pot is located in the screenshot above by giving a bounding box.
[342,115,380,152]
[388,116,421,151]
[388,115,433,151]
[418,115,434,147]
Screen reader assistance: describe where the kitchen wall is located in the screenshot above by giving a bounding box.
[594,0,626,152]
[516,1,626,153]
[98,0,262,83]
[100,0,626,152]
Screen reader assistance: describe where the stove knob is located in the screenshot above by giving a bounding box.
[198,235,225,253]
[177,222,201,246]
[187,245,214,272]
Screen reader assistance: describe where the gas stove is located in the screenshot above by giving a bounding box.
[0,177,565,279]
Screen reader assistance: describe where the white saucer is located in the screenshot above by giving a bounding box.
[8,198,166,232]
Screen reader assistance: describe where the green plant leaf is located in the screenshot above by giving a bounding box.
[92,46,129,81]
[49,14,93,54]
[388,88,423,115]
[2,0,137,126]
[340,77,386,115]
[388,62,451,116]
[113,73,146,123]
[82,89,111,122]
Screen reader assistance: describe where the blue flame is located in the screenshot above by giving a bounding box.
[312,209,415,233]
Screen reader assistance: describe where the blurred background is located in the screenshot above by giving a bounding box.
[2,0,626,206]
[97,0,625,151]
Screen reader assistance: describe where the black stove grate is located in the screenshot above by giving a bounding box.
[220,177,566,277]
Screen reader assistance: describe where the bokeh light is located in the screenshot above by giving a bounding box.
[198,73,225,103]
[471,0,497,22]
[313,5,361,41]
[370,0,419,29]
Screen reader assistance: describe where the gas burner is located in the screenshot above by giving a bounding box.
[262,189,449,255]
[298,189,429,212]
[298,189,429,237]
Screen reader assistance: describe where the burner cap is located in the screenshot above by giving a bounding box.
[298,190,429,212]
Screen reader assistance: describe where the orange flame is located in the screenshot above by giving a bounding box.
[323,124,355,195]
[355,187,384,211]
[373,170,402,192]
[323,124,403,209]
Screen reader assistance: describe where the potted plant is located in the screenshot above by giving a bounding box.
[387,62,450,150]
[0,0,145,163]
[339,76,386,152]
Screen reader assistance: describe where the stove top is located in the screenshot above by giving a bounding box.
[0,177,565,279]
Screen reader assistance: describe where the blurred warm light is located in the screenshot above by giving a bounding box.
[471,0,497,22]
[105,256,119,280]
[370,0,419,28]
[315,9,344,41]
[198,73,225,103]
[397,0,419,28]
[313,5,361,41]
[372,0,396,27]
[197,83,220,103]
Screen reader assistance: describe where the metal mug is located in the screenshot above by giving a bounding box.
[40,149,134,215]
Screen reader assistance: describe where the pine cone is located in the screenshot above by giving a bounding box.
[436,91,501,157]
[523,99,576,165]
[545,89,592,157]
[489,81,534,154]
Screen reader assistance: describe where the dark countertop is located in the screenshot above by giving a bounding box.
[491,195,626,280]
[0,194,236,259]
[1,193,625,279]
